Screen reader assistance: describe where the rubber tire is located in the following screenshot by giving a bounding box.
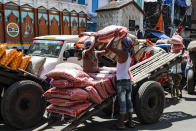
[134,81,165,124]
[1,80,46,129]
[187,69,195,94]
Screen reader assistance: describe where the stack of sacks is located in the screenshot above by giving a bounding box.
[88,67,117,99]
[88,66,117,87]
[169,35,184,53]
[0,44,31,70]
[44,64,117,117]
[44,67,93,117]
[75,25,128,49]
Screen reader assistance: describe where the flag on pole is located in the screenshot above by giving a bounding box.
[153,12,164,32]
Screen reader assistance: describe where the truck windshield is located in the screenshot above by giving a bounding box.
[27,39,64,58]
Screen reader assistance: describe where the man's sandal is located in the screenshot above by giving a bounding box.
[125,121,135,128]
[110,124,127,130]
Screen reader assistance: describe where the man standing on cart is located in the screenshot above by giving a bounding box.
[106,31,135,130]
[82,36,108,73]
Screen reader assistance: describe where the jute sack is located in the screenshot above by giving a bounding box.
[0,49,17,66]
[187,41,196,51]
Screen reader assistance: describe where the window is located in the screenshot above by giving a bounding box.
[129,20,135,31]
[78,0,85,5]
[92,0,98,13]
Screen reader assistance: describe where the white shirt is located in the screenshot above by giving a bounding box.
[116,54,132,80]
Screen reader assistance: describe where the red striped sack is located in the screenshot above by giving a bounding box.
[48,98,87,107]
[46,102,92,117]
[75,25,128,48]
[99,67,117,74]
[102,79,116,95]
[85,86,103,104]
[43,87,89,101]
[50,79,92,88]
[46,68,91,82]
[90,80,109,99]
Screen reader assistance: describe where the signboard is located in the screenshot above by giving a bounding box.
[7,23,19,37]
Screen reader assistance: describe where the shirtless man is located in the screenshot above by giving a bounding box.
[106,32,135,129]
[82,36,108,73]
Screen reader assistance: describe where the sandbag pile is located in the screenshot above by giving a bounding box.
[44,64,117,118]
[0,44,31,70]
[75,25,128,49]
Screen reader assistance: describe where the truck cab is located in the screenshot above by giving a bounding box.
[27,35,79,79]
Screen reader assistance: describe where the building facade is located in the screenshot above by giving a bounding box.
[96,0,144,34]
[0,0,87,49]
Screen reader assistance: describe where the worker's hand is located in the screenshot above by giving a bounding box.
[114,30,119,38]
[131,80,135,85]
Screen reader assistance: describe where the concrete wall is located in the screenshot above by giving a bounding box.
[97,3,144,33]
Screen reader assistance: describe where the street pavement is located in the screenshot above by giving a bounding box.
[1,90,196,131]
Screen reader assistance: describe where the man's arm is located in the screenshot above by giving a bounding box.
[85,36,96,55]
[105,32,127,57]
[95,49,109,56]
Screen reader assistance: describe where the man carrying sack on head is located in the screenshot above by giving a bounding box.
[106,31,135,130]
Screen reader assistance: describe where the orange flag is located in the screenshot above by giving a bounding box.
[153,12,164,32]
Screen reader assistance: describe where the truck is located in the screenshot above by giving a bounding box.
[0,35,183,130]
[0,35,80,129]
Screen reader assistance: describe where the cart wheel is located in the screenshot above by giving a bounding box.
[134,81,165,124]
[187,69,195,94]
[0,99,3,122]
[1,80,46,129]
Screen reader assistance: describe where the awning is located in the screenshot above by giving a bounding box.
[162,0,187,6]
[150,32,170,40]
[175,0,186,6]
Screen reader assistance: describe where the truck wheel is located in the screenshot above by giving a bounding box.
[134,81,165,124]
[187,69,195,94]
[1,80,46,129]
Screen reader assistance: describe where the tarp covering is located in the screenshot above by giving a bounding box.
[162,0,187,6]
[150,32,170,40]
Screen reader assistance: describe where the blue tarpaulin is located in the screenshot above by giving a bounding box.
[150,32,170,40]
[162,0,187,6]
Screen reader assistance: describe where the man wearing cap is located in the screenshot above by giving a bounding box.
[82,36,108,73]
[106,31,135,130]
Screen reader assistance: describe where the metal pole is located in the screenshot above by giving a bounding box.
[171,0,175,37]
